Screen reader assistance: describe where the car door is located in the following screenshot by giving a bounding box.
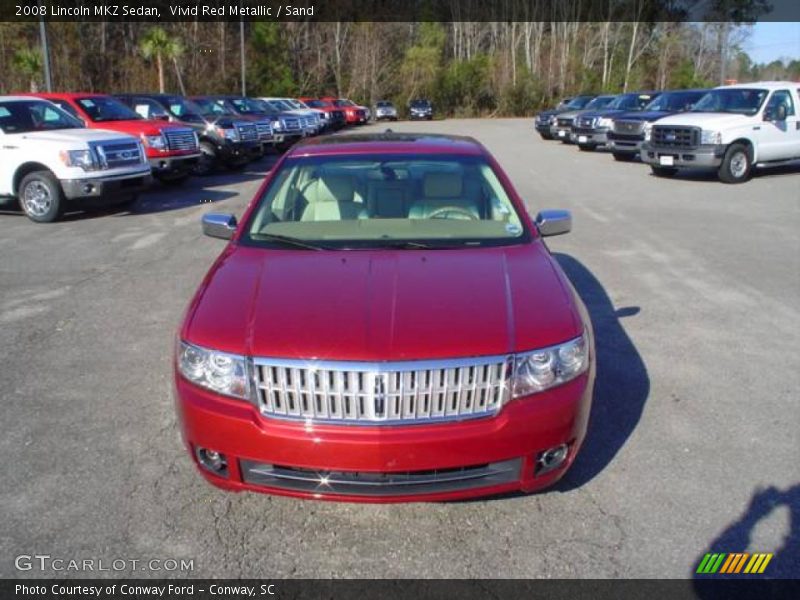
[758,89,799,162]
[0,107,14,196]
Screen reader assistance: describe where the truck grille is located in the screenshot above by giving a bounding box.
[253,355,513,425]
[557,117,573,127]
[255,121,273,141]
[96,141,143,169]
[331,110,345,122]
[652,125,699,148]
[576,116,596,129]
[164,128,198,152]
[280,117,301,132]
[613,120,645,135]
[234,122,259,142]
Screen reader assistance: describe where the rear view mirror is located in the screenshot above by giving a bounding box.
[535,210,572,237]
[202,213,237,240]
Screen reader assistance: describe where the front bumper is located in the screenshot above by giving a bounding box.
[641,143,725,168]
[572,129,609,145]
[61,169,152,202]
[175,368,594,502]
[554,126,573,141]
[219,140,261,164]
[148,153,200,174]
[409,112,433,120]
[273,132,303,146]
[606,134,644,154]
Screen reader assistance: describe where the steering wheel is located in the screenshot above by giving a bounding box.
[427,206,479,221]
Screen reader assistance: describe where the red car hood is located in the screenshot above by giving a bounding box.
[184,243,581,361]
[88,119,188,136]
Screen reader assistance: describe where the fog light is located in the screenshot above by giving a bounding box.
[536,444,569,475]
[196,447,228,476]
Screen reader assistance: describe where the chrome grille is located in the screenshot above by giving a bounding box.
[255,120,273,140]
[164,128,198,151]
[234,121,259,142]
[557,117,573,127]
[96,141,143,169]
[613,120,645,135]
[652,125,699,148]
[576,116,596,128]
[280,117,301,131]
[254,356,513,425]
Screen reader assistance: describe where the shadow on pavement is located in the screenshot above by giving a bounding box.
[692,483,799,586]
[553,252,650,491]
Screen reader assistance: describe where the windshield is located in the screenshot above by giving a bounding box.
[0,100,83,133]
[377,101,394,107]
[231,97,277,115]
[191,97,237,117]
[305,100,328,108]
[266,99,293,111]
[645,91,705,112]
[608,93,656,111]
[410,100,431,108]
[77,96,141,122]
[333,99,355,107]
[691,88,768,115]
[165,96,204,122]
[243,154,528,249]
[584,96,616,110]
[565,96,594,109]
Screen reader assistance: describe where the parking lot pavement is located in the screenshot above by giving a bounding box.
[1,121,798,579]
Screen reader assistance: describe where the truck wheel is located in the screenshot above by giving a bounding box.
[718,143,752,184]
[613,152,634,162]
[650,166,678,178]
[19,171,64,223]
[539,132,553,141]
[192,142,217,176]
[578,144,597,152]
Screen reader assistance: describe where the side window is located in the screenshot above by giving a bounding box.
[133,98,167,120]
[52,100,81,120]
[766,90,795,117]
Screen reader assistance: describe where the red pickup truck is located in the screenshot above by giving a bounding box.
[29,93,201,184]
[320,96,369,125]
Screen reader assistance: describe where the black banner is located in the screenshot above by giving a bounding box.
[3,0,800,22]
[3,579,800,600]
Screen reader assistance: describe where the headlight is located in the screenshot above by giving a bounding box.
[511,334,589,398]
[273,120,283,131]
[597,117,614,129]
[59,149,98,171]
[643,122,653,141]
[141,133,166,150]
[550,115,558,125]
[216,127,240,141]
[700,130,722,145]
[178,341,250,399]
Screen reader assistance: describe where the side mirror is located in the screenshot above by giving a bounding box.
[202,212,237,240]
[535,209,572,237]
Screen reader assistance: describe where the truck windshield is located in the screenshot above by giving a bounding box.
[0,100,83,133]
[306,100,331,108]
[231,98,276,115]
[565,96,594,109]
[690,88,768,115]
[584,96,615,110]
[243,154,529,250]
[608,93,656,111]
[645,91,704,112]
[165,97,204,123]
[191,98,237,117]
[77,97,141,122]
[334,99,355,107]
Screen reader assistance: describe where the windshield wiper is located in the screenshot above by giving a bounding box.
[372,240,461,250]
[257,233,331,251]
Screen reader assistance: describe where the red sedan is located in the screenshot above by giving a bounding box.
[175,133,595,502]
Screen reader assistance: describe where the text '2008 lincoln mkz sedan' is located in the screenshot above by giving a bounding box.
[175,133,595,502]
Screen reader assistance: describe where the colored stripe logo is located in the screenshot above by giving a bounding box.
[696,552,773,574]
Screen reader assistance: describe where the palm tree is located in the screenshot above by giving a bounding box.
[139,27,184,94]
[13,48,43,92]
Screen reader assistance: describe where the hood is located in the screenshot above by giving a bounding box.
[185,244,581,361]
[556,109,584,120]
[652,112,751,129]
[20,129,137,144]
[90,119,191,135]
[577,108,631,119]
[614,110,672,122]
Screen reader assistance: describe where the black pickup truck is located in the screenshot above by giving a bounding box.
[115,94,263,175]
[534,95,596,140]
[606,89,709,161]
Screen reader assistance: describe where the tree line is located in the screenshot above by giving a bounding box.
[1,21,797,115]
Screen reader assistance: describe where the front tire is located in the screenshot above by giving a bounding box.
[539,132,553,141]
[650,166,678,178]
[155,172,191,186]
[613,152,635,162]
[578,144,597,152]
[192,142,218,176]
[19,171,64,223]
[718,143,752,184]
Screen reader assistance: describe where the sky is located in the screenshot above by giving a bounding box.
[744,22,800,64]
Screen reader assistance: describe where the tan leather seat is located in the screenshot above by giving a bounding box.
[408,172,481,220]
[300,174,366,221]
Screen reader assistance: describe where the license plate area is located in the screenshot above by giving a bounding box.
[578,135,588,143]
[659,155,675,166]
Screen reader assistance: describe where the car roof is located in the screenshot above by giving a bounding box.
[1,95,51,102]
[288,133,486,158]
[716,81,797,90]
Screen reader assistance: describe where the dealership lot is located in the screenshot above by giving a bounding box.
[1,119,798,578]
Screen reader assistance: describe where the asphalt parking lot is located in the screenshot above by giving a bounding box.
[1,119,798,579]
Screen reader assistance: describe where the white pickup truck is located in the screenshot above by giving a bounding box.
[0,96,153,222]
[641,81,800,183]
